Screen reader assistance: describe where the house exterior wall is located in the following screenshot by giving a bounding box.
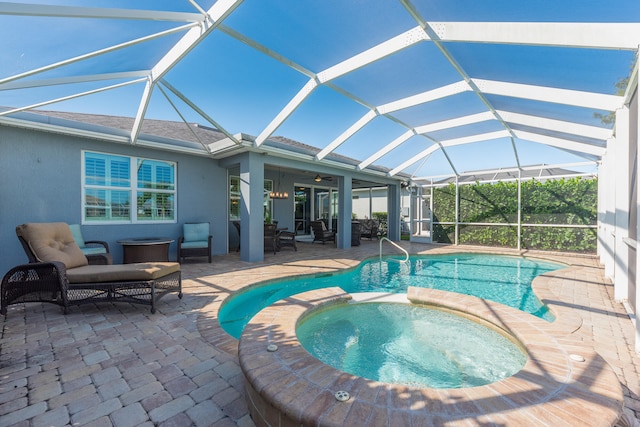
[1,126,227,273]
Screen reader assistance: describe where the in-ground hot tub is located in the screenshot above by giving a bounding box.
[238,287,623,426]
[296,300,527,389]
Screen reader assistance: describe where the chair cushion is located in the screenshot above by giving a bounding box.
[81,247,108,255]
[18,222,88,269]
[183,223,209,242]
[180,240,209,249]
[66,262,180,284]
[69,224,86,248]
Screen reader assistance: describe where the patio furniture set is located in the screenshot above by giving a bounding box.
[234,221,300,254]
[310,219,382,246]
[0,221,216,315]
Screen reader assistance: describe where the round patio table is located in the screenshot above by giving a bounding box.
[117,237,174,264]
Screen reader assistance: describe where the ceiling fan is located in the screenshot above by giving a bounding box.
[313,174,364,185]
[314,174,332,182]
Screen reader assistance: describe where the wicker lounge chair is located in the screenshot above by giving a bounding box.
[1,222,182,315]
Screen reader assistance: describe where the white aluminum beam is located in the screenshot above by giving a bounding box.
[429,22,640,51]
[414,111,495,134]
[415,161,596,178]
[358,130,415,170]
[0,23,197,86]
[0,71,150,91]
[159,79,240,144]
[389,144,440,176]
[0,78,146,117]
[218,24,315,79]
[150,0,243,83]
[377,81,470,114]
[440,130,511,147]
[316,81,472,162]
[0,2,204,22]
[255,78,318,146]
[521,161,596,171]
[257,26,430,146]
[157,84,209,153]
[474,79,624,111]
[132,0,243,143]
[498,110,613,140]
[413,163,597,183]
[515,130,605,156]
[317,26,429,83]
[387,130,511,177]
[130,79,153,145]
[316,110,377,160]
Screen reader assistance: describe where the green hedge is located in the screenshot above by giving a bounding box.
[432,177,597,252]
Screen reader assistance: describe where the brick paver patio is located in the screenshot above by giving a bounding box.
[1,241,639,426]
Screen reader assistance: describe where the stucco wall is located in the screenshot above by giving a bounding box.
[1,126,227,273]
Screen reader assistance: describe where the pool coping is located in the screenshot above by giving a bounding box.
[238,286,624,426]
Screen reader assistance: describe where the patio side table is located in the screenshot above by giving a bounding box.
[117,237,174,264]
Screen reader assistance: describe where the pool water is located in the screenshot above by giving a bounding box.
[296,302,527,388]
[220,253,563,338]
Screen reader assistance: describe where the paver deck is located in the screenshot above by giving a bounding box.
[1,240,640,426]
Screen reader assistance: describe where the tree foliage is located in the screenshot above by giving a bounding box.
[594,73,630,125]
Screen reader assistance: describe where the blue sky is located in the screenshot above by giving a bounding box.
[1,1,639,178]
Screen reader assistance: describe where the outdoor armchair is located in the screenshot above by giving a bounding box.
[232,221,241,252]
[264,224,279,254]
[69,223,113,264]
[359,219,379,240]
[278,221,301,251]
[310,220,336,244]
[178,222,212,263]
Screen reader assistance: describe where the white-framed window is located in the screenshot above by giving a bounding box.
[82,151,176,223]
[229,175,273,221]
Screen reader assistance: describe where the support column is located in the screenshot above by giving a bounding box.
[630,82,640,353]
[239,152,265,262]
[455,176,459,246]
[517,170,522,251]
[597,152,608,262]
[614,106,630,301]
[336,176,352,249]
[386,183,401,241]
[600,147,617,280]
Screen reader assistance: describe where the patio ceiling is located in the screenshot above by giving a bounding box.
[1,1,639,184]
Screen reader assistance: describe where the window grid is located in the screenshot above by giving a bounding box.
[83,151,176,224]
[229,175,273,221]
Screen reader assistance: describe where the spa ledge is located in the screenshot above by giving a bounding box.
[238,286,623,426]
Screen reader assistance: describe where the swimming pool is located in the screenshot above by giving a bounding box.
[220,253,563,338]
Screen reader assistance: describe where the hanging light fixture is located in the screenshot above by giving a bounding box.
[270,168,289,199]
[314,174,322,182]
